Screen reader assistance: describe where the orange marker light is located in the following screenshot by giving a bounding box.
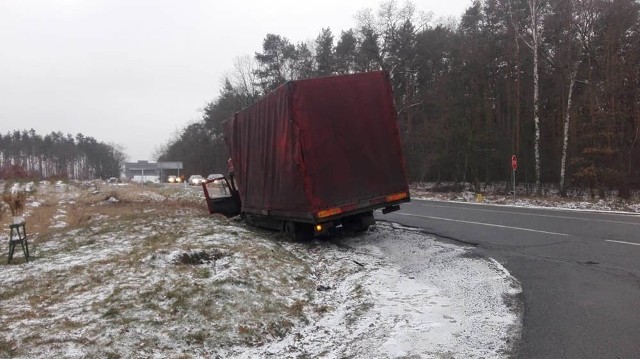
[317,207,342,218]
[386,192,408,202]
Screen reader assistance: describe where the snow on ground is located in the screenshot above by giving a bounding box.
[0,181,521,358]
[238,223,522,358]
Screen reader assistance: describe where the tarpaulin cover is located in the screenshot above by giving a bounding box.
[225,71,409,219]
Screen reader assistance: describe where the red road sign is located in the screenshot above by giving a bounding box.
[511,155,518,171]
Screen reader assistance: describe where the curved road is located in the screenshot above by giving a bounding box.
[379,199,640,358]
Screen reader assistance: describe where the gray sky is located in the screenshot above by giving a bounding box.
[0,0,471,161]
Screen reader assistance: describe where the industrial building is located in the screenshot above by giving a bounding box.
[124,161,183,182]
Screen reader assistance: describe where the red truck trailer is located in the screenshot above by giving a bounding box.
[202,71,410,239]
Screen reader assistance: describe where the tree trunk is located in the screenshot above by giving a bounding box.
[560,62,579,197]
[531,0,542,195]
[515,37,521,156]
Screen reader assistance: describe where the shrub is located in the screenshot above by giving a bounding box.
[2,191,26,216]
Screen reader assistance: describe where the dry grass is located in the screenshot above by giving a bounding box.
[288,299,307,317]
[0,338,17,357]
[23,202,57,235]
[5,182,206,246]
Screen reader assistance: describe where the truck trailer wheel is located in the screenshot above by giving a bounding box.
[342,212,375,233]
[284,221,313,241]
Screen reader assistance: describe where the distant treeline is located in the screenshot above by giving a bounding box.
[157,0,640,198]
[0,129,126,180]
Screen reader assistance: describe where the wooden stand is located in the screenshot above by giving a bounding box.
[8,222,29,263]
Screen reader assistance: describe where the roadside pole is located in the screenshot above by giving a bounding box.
[511,155,517,202]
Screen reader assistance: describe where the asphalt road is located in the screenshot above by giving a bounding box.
[379,199,640,359]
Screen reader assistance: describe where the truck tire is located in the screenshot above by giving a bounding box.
[284,221,313,241]
[343,212,375,233]
[244,213,255,226]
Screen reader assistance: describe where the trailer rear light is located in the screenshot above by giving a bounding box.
[386,192,408,202]
[317,207,342,218]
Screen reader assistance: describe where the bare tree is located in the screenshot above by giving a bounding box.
[507,0,522,157]
[508,0,549,194]
[229,55,260,106]
[559,0,599,196]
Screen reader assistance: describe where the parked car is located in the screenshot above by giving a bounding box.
[188,175,205,185]
[130,175,160,184]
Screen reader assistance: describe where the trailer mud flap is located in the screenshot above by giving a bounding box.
[382,205,400,214]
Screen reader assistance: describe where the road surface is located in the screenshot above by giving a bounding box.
[380,199,640,358]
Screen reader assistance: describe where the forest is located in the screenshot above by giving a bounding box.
[0,129,126,180]
[157,0,640,198]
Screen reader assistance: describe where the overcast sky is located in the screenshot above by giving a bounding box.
[0,0,472,161]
